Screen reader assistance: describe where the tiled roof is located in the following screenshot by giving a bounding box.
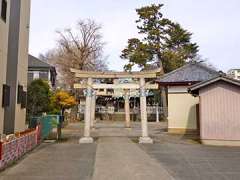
[157,62,219,83]
[28,55,51,68]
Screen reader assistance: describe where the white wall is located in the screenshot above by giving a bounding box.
[14,0,31,132]
[168,86,199,133]
[0,0,11,134]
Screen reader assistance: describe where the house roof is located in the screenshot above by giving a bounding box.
[156,62,219,86]
[189,73,240,95]
[28,55,52,69]
[228,68,240,71]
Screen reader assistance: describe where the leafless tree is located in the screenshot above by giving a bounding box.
[41,19,108,88]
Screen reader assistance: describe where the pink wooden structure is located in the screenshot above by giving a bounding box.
[189,75,240,146]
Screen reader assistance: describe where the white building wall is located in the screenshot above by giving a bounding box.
[228,69,240,80]
[14,0,31,132]
[0,0,11,134]
[0,0,31,134]
[168,86,199,134]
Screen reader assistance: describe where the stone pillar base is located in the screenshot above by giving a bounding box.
[79,137,94,144]
[139,137,153,144]
[91,125,96,130]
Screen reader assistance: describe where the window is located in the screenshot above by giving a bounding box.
[21,91,27,109]
[17,85,23,104]
[39,72,49,81]
[2,84,10,107]
[28,72,34,83]
[1,0,7,22]
[17,84,27,108]
[33,71,39,79]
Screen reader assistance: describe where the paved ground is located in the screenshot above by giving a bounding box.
[141,143,240,180]
[1,121,240,180]
[92,137,173,180]
[0,124,96,180]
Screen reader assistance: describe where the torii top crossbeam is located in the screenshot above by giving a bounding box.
[70,68,163,79]
[71,68,163,144]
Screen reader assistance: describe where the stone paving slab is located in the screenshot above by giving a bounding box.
[0,143,97,180]
[2,122,240,180]
[140,143,240,180]
[92,137,174,180]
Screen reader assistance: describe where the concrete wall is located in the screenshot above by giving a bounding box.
[0,0,11,134]
[168,86,199,134]
[14,0,31,132]
[199,82,240,144]
[0,0,31,134]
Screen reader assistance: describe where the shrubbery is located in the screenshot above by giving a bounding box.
[27,79,77,119]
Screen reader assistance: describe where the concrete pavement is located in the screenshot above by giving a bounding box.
[0,139,96,180]
[1,122,240,180]
[92,137,173,180]
[141,143,240,180]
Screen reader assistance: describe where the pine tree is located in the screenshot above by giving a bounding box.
[121,4,198,73]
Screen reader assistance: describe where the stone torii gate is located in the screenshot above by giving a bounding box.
[71,68,162,144]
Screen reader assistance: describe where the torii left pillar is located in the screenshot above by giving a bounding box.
[79,77,94,143]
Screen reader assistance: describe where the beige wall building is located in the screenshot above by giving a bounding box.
[157,62,219,134]
[0,0,9,134]
[167,86,199,134]
[0,0,31,134]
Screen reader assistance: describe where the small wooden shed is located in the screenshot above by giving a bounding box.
[157,62,219,134]
[189,75,240,146]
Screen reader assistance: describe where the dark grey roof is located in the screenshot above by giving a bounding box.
[189,74,240,95]
[28,55,51,69]
[157,62,219,84]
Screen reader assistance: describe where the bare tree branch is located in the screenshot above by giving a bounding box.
[41,19,108,89]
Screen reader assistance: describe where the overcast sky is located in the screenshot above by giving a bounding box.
[29,0,240,72]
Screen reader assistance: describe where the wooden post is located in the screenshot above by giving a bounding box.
[124,90,131,128]
[139,78,153,144]
[79,78,94,143]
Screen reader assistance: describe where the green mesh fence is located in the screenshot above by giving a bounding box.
[30,115,60,140]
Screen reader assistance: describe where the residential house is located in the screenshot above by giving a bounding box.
[157,62,219,134]
[189,74,240,146]
[0,0,31,134]
[28,55,57,88]
[227,69,240,80]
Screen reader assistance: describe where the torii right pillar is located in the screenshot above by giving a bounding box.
[124,89,131,128]
[139,78,153,144]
